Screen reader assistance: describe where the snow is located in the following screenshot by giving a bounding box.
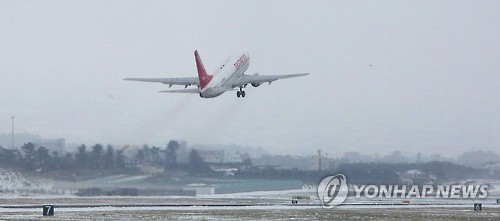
[0,168,54,195]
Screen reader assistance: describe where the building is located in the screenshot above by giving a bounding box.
[308,150,332,171]
[341,151,373,163]
[198,150,225,163]
[183,183,215,196]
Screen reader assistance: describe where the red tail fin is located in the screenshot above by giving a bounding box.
[195,50,213,90]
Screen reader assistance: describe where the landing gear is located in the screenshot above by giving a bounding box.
[236,87,246,98]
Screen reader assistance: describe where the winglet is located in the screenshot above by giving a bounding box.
[195,50,213,90]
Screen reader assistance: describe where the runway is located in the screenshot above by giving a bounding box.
[1,190,500,220]
[2,204,500,220]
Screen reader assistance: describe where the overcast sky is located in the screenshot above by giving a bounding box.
[0,1,498,157]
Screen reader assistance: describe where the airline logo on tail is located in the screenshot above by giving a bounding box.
[195,50,213,90]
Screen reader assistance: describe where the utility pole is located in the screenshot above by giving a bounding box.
[11,116,15,150]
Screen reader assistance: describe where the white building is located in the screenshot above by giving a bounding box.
[183,183,215,196]
[308,150,331,171]
[198,150,225,163]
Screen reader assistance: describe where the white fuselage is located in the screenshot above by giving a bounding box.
[199,52,250,98]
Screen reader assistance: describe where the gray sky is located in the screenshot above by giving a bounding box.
[0,1,499,157]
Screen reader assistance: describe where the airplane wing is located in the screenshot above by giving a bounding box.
[123,77,200,87]
[159,89,200,93]
[236,73,309,87]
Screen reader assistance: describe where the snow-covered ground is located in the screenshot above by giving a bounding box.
[0,169,54,195]
[2,169,500,220]
[1,196,499,221]
[1,187,500,220]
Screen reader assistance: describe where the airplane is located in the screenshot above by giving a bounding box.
[124,50,309,98]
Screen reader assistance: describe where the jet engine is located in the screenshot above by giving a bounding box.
[250,73,261,87]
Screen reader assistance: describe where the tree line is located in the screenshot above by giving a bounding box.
[0,142,127,172]
[2,142,492,184]
[0,140,213,176]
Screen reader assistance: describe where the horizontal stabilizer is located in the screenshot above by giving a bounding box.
[159,89,200,93]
